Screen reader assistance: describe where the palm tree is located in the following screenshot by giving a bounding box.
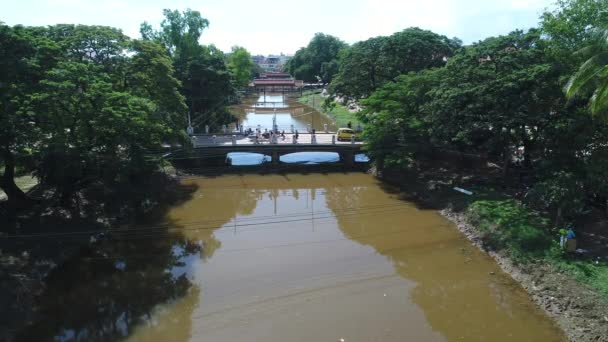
[565,28,608,120]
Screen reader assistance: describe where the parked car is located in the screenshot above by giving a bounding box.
[336,128,361,141]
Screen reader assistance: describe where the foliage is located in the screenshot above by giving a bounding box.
[284,33,347,84]
[330,27,461,100]
[467,200,552,262]
[140,9,209,57]
[0,22,187,207]
[428,30,561,161]
[140,9,235,132]
[469,199,608,298]
[541,0,608,53]
[565,28,608,119]
[525,171,587,223]
[358,69,440,162]
[227,46,254,89]
[0,24,59,203]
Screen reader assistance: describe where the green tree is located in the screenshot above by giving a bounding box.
[16,25,188,206]
[541,0,608,53]
[32,59,183,203]
[0,24,58,205]
[428,30,560,171]
[284,33,347,84]
[141,9,235,132]
[140,9,209,58]
[227,46,254,89]
[330,28,460,100]
[358,69,441,167]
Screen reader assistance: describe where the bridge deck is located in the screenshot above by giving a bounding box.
[193,133,363,147]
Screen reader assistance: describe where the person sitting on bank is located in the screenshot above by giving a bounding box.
[560,227,577,252]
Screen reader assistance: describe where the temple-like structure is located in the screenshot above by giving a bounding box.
[250,73,304,93]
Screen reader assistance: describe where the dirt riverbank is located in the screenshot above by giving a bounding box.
[374,166,608,341]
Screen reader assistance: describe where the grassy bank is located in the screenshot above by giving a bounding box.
[467,199,608,298]
[298,91,361,128]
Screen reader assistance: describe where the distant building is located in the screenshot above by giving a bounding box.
[252,53,292,73]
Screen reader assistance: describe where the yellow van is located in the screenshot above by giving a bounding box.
[336,128,360,141]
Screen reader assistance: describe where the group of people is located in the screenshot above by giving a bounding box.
[247,127,288,143]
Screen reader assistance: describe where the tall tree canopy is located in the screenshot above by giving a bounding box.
[284,33,347,84]
[0,25,59,204]
[330,27,461,100]
[227,46,254,89]
[0,23,187,206]
[140,9,235,131]
[357,0,608,220]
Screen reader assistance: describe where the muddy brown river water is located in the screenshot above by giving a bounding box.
[20,173,566,341]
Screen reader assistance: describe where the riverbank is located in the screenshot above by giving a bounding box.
[298,91,361,128]
[375,164,608,342]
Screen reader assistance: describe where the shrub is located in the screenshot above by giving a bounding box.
[467,199,551,262]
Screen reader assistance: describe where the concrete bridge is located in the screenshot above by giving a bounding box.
[166,134,366,172]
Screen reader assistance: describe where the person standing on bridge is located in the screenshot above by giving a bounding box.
[295,130,299,141]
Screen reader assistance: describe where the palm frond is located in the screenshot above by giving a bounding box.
[590,77,608,119]
[565,51,608,98]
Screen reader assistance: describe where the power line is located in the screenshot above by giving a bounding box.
[0,203,406,241]
[77,227,417,262]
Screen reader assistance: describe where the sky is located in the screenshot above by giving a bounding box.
[2,0,556,55]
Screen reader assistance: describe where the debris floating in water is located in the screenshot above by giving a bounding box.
[453,187,473,195]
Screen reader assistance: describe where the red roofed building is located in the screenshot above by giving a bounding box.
[250,74,304,92]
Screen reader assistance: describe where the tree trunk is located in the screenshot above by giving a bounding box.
[502,146,510,184]
[0,148,29,206]
[555,206,563,229]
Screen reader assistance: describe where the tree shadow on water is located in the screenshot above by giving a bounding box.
[3,173,216,342]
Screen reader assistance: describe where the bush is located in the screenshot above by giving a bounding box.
[467,200,552,262]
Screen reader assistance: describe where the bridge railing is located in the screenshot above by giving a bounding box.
[192,133,362,147]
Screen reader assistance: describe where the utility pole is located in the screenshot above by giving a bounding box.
[312,93,315,130]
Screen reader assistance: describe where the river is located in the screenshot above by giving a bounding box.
[229,94,338,133]
[19,173,565,341]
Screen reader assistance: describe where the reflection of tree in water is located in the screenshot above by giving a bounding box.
[324,179,563,341]
[16,232,202,341]
[15,180,211,341]
[170,177,264,242]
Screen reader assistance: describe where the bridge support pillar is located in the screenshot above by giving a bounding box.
[272,150,280,165]
[341,150,355,167]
